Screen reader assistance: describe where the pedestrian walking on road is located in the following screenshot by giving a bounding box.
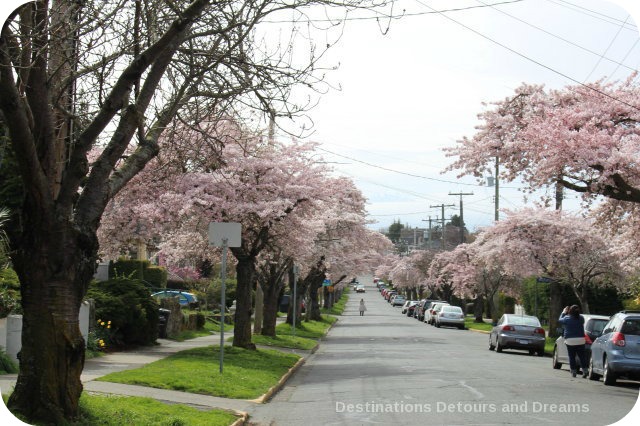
[559,305,588,378]
[359,299,367,316]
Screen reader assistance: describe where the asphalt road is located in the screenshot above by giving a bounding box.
[248,276,640,426]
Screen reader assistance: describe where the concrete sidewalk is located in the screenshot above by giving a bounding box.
[0,320,314,422]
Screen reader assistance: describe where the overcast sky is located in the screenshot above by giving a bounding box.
[2,0,640,233]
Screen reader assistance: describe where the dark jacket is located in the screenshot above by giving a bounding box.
[559,313,585,339]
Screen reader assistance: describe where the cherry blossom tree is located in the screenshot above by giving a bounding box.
[1,0,394,420]
[474,208,625,333]
[445,77,640,205]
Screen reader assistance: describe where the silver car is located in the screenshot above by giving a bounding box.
[435,305,465,329]
[489,314,546,356]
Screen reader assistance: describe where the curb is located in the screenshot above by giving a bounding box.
[466,328,490,335]
[229,410,249,426]
[250,356,306,404]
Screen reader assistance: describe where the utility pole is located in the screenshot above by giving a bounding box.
[449,192,473,244]
[494,156,499,222]
[430,204,455,249]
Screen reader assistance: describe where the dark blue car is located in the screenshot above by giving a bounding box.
[588,311,640,385]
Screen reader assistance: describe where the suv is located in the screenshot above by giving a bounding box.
[588,311,640,385]
[553,314,610,371]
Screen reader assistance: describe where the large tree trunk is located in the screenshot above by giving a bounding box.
[8,217,97,423]
[231,253,256,350]
[261,277,283,337]
[308,278,323,321]
[574,284,590,314]
[474,295,484,323]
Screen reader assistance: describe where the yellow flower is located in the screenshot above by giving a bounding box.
[97,319,102,324]
[101,322,105,326]
[107,321,111,325]
[107,325,111,329]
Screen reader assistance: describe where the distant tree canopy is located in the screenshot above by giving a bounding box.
[387,220,404,243]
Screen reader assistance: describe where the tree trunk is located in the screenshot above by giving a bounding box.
[323,286,330,309]
[8,219,97,423]
[253,283,263,334]
[574,284,590,314]
[261,277,282,337]
[231,253,256,350]
[309,278,323,321]
[474,295,484,323]
[286,267,306,327]
[548,280,563,338]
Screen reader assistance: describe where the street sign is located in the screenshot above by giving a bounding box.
[208,222,241,247]
[323,279,332,287]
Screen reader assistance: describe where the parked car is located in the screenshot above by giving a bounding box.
[389,293,399,304]
[588,311,640,385]
[356,284,366,293]
[385,291,397,302]
[435,305,465,329]
[489,314,546,356]
[425,302,450,325]
[392,295,406,307]
[552,314,610,371]
[418,300,447,322]
[151,290,198,308]
[401,300,417,315]
[406,301,420,317]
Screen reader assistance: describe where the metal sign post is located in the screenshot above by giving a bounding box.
[208,222,241,374]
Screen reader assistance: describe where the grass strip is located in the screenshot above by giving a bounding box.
[275,315,336,339]
[77,394,237,426]
[252,334,318,350]
[96,346,300,399]
[464,317,493,332]
[321,291,349,315]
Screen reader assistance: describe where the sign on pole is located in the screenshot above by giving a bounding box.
[208,222,241,374]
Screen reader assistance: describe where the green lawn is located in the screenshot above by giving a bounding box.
[464,317,494,332]
[275,315,336,339]
[77,394,238,426]
[171,318,232,341]
[96,346,300,399]
[252,334,318,350]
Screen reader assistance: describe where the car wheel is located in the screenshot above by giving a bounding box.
[489,335,495,351]
[603,357,617,386]
[458,325,465,330]
[552,347,562,369]
[529,349,536,356]
[435,321,441,328]
[588,356,600,381]
[537,349,545,357]
[496,339,503,353]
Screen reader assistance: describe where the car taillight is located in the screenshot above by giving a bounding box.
[612,332,626,347]
[534,327,546,336]
[502,325,515,331]
[584,333,592,345]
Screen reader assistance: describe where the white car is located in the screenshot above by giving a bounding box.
[425,302,450,325]
[435,305,465,329]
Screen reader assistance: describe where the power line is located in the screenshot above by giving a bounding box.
[414,0,640,113]
[543,0,637,30]
[262,0,524,24]
[583,14,631,82]
[318,146,481,186]
[475,0,638,74]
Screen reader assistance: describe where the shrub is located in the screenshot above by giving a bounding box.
[86,277,159,347]
[0,348,18,374]
[0,267,21,318]
[144,266,167,289]
[109,259,147,281]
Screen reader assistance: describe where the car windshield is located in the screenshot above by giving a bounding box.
[621,319,640,336]
[507,316,540,327]
[442,306,462,313]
